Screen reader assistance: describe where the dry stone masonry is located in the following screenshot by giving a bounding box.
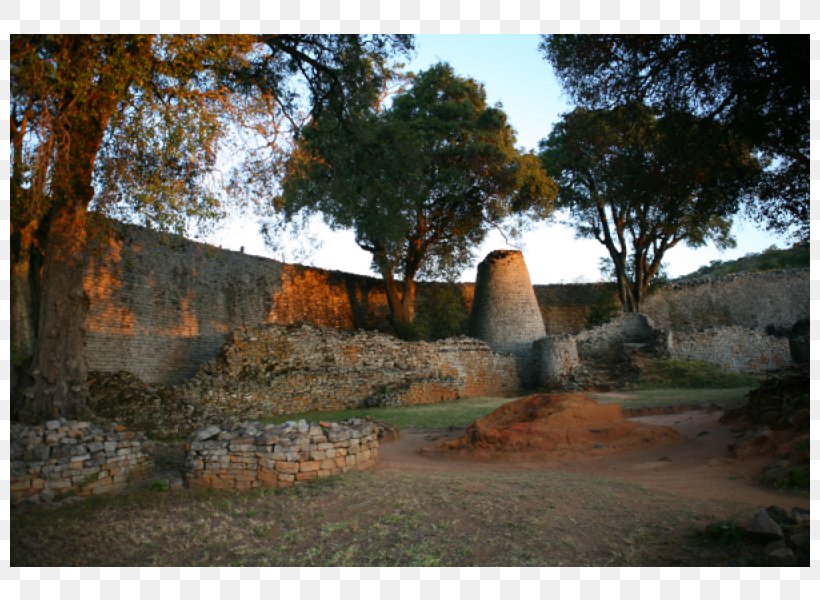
[533,336,583,389]
[10,419,153,504]
[91,323,519,438]
[78,221,807,386]
[641,270,809,332]
[185,418,379,490]
[197,324,519,415]
[667,326,792,373]
[469,250,546,387]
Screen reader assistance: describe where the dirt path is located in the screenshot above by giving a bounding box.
[377,409,808,510]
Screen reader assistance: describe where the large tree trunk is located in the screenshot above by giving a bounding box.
[18,88,121,421]
[20,202,92,421]
[380,268,416,329]
[10,221,40,417]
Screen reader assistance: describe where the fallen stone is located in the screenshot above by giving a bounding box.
[744,510,784,542]
[195,425,222,441]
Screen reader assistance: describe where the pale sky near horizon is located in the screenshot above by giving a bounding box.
[203,34,794,285]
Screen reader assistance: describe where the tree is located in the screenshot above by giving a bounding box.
[539,104,759,312]
[10,34,412,421]
[278,63,557,332]
[540,34,809,239]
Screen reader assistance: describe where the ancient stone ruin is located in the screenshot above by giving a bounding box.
[469,250,546,387]
[10,419,154,505]
[185,418,380,491]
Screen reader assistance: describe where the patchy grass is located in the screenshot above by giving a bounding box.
[11,468,752,567]
[261,396,517,430]
[591,388,753,411]
[627,359,763,390]
[265,385,753,431]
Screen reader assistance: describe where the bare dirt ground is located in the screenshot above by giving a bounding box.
[378,408,808,510]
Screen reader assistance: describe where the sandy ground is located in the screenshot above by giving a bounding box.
[376,409,809,510]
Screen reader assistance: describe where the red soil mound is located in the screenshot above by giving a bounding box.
[442,393,680,456]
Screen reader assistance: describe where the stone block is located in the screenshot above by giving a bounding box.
[299,461,320,472]
[275,461,299,475]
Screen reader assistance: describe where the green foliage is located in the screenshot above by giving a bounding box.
[279,62,557,326]
[541,34,809,239]
[413,285,470,340]
[148,480,170,493]
[585,297,621,328]
[263,396,516,430]
[703,521,744,547]
[626,359,763,390]
[539,103,758,311]
[761,463,810,492]
[679,243,808,280]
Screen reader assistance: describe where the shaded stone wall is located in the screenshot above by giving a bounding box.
[185,418,379,491]
[533,283,618,334]
[667,327,792,373]
[91,324,520,438]
[83,222,391,383]
[534,336,582,389]
[641,271,809,331]
[188,324,520,418]
[82,221,807,385]
[10,419,153,504]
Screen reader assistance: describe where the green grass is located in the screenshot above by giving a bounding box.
[591,387,753,411]
[627,359,763,390]
[262,384,753,430]
[261,396,517,430]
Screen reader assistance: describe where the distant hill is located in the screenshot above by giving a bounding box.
[677,243,809,281]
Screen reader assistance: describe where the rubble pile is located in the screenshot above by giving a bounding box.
[721,366,809,490]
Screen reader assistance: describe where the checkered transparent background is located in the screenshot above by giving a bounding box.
[1,1,818,598]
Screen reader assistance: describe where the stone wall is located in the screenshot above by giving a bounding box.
[10,419,153,504]
[641,271,809,331]
[83,221,392,384]
[185,418,379,491]
[91,324,520,438]
[533,283,618,334]
[667,327,793,373]
[574,313,658,359]
[187,324,520,418]
[533,336,582,389]
[81,221,807,386]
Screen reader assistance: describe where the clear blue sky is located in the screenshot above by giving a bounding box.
[207,34,792,285]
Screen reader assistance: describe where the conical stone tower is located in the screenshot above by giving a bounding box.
[469,250,546,387]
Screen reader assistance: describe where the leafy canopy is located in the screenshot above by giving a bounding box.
[541,34,809,239]
[539,103,759,311]
[11,34,414,238]
[279,63,556,323]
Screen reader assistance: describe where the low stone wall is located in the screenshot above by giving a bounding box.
[534,336,582,389]
[10,419,154,504]
[574,313,657,359]
[668,327,792,373]
[185,419,379,491]
[91,324,520,438]
[187,324,520,418]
